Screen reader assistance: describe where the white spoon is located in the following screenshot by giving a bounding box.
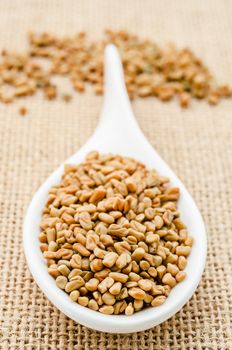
[23,44,207,334]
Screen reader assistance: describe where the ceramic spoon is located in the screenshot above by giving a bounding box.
[23,44,207,334]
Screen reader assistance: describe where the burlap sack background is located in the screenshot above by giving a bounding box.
[0,0,232,349]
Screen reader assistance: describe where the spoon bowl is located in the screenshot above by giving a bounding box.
[23,44,207,333]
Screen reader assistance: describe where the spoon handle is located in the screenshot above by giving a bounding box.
[98,44,140,132]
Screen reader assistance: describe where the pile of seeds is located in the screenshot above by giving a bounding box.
[40,151,193,315]
[0,30,231,110]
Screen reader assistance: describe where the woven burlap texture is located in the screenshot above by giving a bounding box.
[0,0,232,349]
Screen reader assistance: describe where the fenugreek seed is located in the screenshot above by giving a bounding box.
[57,264,70,276]
[109,282,122,295]
[140,260,150,271]
[128,287,146,300]
[94,247,107,259]
[166,263,178,276]
[43,251,57,259]
[114,241,131,254]
[102,252,118,268]
[79,286,88,296]
[125,281,138,288]
[79,211,93,230]
[151,295,166,307]
[176,246,191,256]
[72,243,90,257]
[46,228,56,243]
[68,268,82,280]
[125,302,134,316]
[70,254,82,269]
[98,277,114,294]
[78,296,89,307]
[176,271,187,282]
[134,299,143,311]
[86,233,99,251]
[185,237,194,247]
[89,188,106,203]
[116,253,131,269]
[144,293,153,304]
[109,272,129,283]
[56,276,68,289]
[98,212,115,224]
[148,267,157,278]
[138,279,152,291]
[65,277,85,292]
[88,299,99,311]
[70,290,80,302]
[116,287,128,300]
[178,256,187,270]
[151,285,165,296]
[90,258,103,272]
[99,305,114,315]
[157,265,166,279]
[162,273,176,287]
[99,234,114,247]
[154,215,164,229]
[48,265,60,278]
[85,278,99,291]
[94,269,110,282]
[48,241,58,252]
[131,261,140,273]
[102,292,116,306]
[132,247,145,261]
[129,272,141,282]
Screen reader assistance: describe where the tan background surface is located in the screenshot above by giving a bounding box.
[0,0,232,349]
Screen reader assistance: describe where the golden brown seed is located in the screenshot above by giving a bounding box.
[129,272,141,282]
[78,296,89,307]
[109,272,129,283]
[46,228,56,243]
[154,215,164,229]
[148,267,157,278]
[132,247,145,261]
[144,293,153,304]
[57,264,70,276]
[134,299,143,311]
[65,277,85,292]
[90,258,103,272]
[151,295,166,307]
[86,233,99,251]
[88,299,99,311]
[176,271,187,282]
[178,256,187,270]
[98,277,114,294]
[138,279,152,291]
[99,305,114,315]
[125,302,134,316]
[162,273,176,287]
[56,275,68,289]
[69,290,80,302]
[102,292,116,306]
[157,265,166,279]
[116,253,131,269]
[73,243,90,257]
[140,260,150,271]
[98,212,115,224]
[109,282,122,295]
[70,254,82,269]
[128,287,146,300]
[176,246,191,256]
[79,211,93,230]
[85,278,99,291]
[103,252,118,268]
[94,247,107,259]
[185,237,194,247]
[167,263,179,276]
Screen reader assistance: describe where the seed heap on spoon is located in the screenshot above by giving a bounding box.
[40,151,192,315]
